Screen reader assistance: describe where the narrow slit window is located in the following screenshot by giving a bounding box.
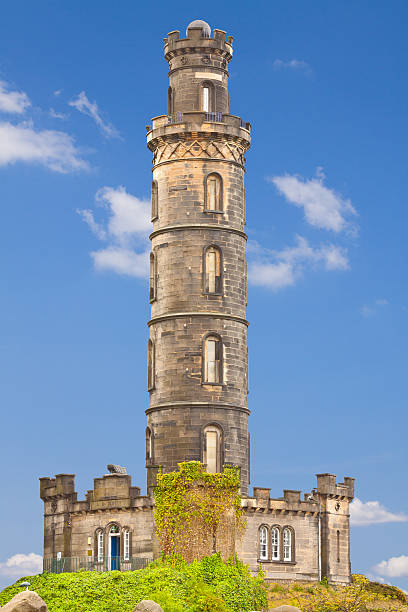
[146,428,152,462]
[149,252,156,302]
[283,528,292,561]
[151,181,158,220]
[205,173,222,212]
[168,87,173,115]
[148,339,155,390]
[271,527,280,560]
[123,530,130,561]
[259,527,268,560]
[205,246,222,293]
[337,530,340,563]
[204,335,222,383]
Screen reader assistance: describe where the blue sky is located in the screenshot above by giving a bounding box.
[1,0,407,592]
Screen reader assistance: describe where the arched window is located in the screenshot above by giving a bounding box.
[151,181,158,220]
[203,424,223,473]
[95,529,104,562]
[168,87,173,115]
[149,252,156,302]
[201,81,214,112]
[203,334,222,384]
[205,173,222,212]
[271,527,280,560]
[146,427,153,463]
[283,527,292,561]
[204,245,222,294]
[259,526,268,560]
[147,339,155,390]
[123,529,130,561]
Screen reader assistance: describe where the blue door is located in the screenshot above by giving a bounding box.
[111,536,120,570]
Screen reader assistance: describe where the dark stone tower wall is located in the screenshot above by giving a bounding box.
[146,22,251,494]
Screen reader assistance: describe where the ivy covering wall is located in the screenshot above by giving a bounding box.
[154,462,245,562]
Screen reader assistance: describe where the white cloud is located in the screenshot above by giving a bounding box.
[96,186,150,238]
[78,186,150,278]
[273,59,311,73]
[269,169,357,233]
[92,247,149,277]
[248,235,349,290]
[49,108,68,120]
[373,556,408,578]
[69,91,120,139]
[0,81,31,114]
[0,121,89,172]
[350,498,408,526]
[0,553,42,577]
[360,298,389,317]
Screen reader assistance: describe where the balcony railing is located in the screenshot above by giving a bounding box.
[167,112,183,124]
[43,556,150,574]
[150,112,251,133]
[205,111,223,123]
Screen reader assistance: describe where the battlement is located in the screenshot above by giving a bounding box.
[164,25,233,62]
[40,474,76,500]
[40,469,143,512]
[243,472,354,513]
[315,473,355,499]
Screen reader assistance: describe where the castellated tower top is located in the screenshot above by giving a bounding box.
[163,21,235,118]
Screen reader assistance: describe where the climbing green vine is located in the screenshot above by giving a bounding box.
[154,462,245,561]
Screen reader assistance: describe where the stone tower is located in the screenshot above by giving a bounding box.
[145,20,251,495]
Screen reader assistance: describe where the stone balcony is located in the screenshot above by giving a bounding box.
[146,111,251,148]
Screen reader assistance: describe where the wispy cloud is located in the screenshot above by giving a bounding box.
[373,556,408,578]
[269,168,357,234]
[0,80,31,114]
[78,186,150,278]
[273,59,311,74]
[360,299,389,317]
[0,553,42,577]
[248,235,349,290]
[69,91,120,139]
[350,498,408,526]
[0,121,89,173]
[49,108,68,120]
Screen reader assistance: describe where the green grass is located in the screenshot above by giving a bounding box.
[0,554,267,612]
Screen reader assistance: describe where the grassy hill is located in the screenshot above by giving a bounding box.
[0,555,266,612]
[0,558,406,612]
[265,575,407,611]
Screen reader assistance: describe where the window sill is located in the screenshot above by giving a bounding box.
[258,560,296,565]
[201,382,226,387]
[202,292,224,297]
[203,210,224,214]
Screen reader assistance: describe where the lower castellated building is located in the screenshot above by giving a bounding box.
[40,20,354,584]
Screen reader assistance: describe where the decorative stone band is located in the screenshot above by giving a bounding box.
[146,401,250,415]
[150,224,248,241]
[168,64,229,76]
[147,312,249,327]
[151,136,247,166]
